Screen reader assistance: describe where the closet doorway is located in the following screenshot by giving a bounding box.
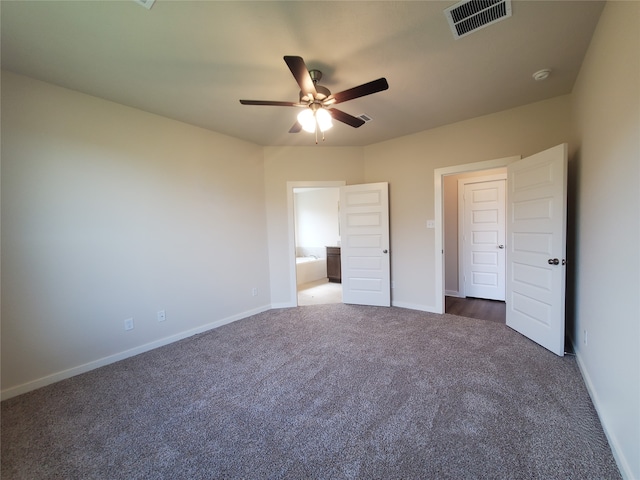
[435,157,519,322]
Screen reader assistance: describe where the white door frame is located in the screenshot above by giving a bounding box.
[287,181,346,306]
[434,156,520,314]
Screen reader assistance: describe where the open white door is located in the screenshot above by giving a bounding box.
[506,144,568,356]
[340,182,391,307]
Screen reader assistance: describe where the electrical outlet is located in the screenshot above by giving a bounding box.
[157,310,166,322]
[252,288,258,297]
[124,318,134,331]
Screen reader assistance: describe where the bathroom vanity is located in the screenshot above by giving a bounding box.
[326,246,341,283]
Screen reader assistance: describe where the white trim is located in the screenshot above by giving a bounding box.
[287,181,345,307]
[392,300,438,313]
[0,304,272,401]
[574,349,633,480]
[445,290,463,298]
[270,301,297,309]
[434,156,520,314]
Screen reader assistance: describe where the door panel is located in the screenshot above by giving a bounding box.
[506,144,567,356]
[462,179,506,300]
[340,183,390,307]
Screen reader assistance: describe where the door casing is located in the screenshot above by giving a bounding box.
[434,156,520,314]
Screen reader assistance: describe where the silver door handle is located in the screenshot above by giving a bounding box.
[498,245,504,249]
[383,249,388,254]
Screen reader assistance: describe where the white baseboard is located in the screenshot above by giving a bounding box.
[1,304,272,401]
[574,344,633,479]
[445,290,463,297]
[391,300,439,314]
[270,301,297,309]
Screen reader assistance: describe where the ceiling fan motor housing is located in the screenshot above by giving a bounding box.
[300,82,331,103]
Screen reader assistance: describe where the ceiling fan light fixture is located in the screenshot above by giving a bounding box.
[316,108,333,132]
[297,107,333,133]
[239,56,389,141]
[297,109,316,133]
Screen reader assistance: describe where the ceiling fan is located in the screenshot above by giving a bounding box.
[239,56,389,142]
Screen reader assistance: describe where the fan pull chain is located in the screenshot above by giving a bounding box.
[314,126,326,144]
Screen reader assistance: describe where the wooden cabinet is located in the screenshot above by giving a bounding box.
[326,246,341,283]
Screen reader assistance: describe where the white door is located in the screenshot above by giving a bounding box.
[339,182,391,307]
[461,178,506,301]
[506,144,568,356]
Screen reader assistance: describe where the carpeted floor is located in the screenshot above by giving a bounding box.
[1,304,620,479]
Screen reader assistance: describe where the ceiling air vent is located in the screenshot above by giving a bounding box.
[445,0,512,39]
[357,114,373,123]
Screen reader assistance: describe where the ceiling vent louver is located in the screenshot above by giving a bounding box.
[445,0,512,39]
[357,114,373,123]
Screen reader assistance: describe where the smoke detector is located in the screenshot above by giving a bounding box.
[532,69,552,81]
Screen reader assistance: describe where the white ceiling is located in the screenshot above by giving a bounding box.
[1,1,604,147]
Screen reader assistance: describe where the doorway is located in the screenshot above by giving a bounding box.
[443,169,508,323]
[291,184,343,306]
[435,145,568,356]
[287,181,391,308]
[434,156,520,315]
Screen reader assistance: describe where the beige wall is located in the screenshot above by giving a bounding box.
[571,2,640,478]
[1,72,271,396]
[294,187,341,255]
[363,95,573,310]
[263,147,364,306]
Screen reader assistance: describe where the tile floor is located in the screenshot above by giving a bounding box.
[297,279,342,306]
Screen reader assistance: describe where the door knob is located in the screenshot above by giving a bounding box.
[498,245,504,249]
[548,258,560,265]
[383,249,388,254]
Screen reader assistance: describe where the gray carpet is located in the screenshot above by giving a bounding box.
[1,304,620,479]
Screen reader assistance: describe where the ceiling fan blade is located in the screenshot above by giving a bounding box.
[329,108,365,128]
[328,78,389,105]
[289,121,302,133]
[284,56,317,98]
[239,100,299,107]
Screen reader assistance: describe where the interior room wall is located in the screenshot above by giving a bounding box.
[1,71,271,398]
[570,2,640,478]
[263,147,364,307]
[362,95,573,311]
[443,168,506,296]
[294,188,340,258]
